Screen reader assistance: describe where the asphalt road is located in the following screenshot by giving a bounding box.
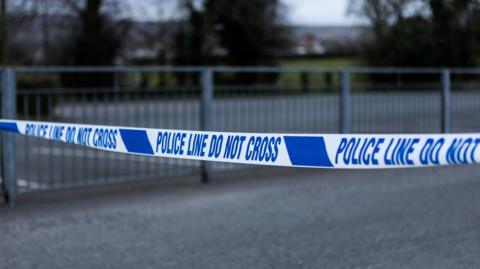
[52,92,480,133]
[1,166,480,268]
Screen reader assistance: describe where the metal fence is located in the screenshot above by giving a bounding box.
[1,66,480,206]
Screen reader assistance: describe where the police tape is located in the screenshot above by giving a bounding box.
[0,119,479,169]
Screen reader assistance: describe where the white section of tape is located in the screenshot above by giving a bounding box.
[1,119,480,169]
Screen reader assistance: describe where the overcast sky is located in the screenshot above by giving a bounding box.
[283,0,358,25]
[128,0,360,26]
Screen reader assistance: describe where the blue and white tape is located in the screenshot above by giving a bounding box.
[1,119,479,169]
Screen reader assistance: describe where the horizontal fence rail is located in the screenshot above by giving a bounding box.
[1,66,480,206]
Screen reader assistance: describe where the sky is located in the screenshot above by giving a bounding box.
[283,0,359,25]
[128,0,361,26]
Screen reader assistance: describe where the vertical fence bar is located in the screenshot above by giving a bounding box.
[340,69,351,134]
[1,68,17,207]
[113,69,120,92]
[300,72,309,93]
[442,69,451,133]
[200,69,214,183]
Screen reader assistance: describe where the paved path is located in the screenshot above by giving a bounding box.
[1,166,480,268]
[52,92,480,133]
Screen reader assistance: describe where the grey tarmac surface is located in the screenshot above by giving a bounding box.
[1,166,480,269]
[51,92,480,133]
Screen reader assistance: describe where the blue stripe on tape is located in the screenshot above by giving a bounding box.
[0,122,19,133]
[119,129,154,155]
[284,136,333,167]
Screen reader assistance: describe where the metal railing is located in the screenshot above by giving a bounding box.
[2,66,480,206]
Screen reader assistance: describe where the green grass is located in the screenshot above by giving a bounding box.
[280,57,361,68]
[279,57,362,88]
[15,57,362,92]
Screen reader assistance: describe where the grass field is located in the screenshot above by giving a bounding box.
[279,57,361,88]
[15,57,362,91]
[280,57,361,68]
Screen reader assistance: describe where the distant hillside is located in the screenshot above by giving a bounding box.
[288,25,367,56]
[291,25,366,43]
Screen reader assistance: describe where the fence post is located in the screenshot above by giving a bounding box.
[340,69,351,134]
[1,68,17,207]
[441,69,451,133]
[200,69,214,183]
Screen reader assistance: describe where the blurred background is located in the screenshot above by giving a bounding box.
[1,0,480,195]
[2,0,480,69]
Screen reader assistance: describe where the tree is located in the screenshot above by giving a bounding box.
[364,15,436,67]
[0,0,7,63]
[350,0,480,67]
[0,0,39,65]
[174,0,290,84]
[62,0,129,66]
[205,0,290,67]
[174,0,211,66]
[173,0,212,84]
[61,0,130,87]
[175,0,289,66]
[427,0,478,67]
